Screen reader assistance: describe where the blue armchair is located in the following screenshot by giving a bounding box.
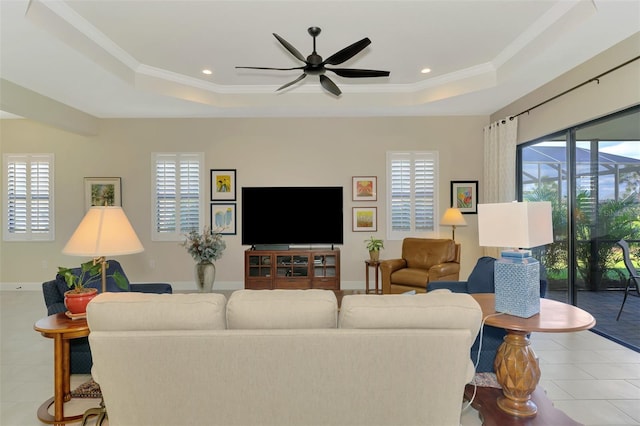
[42,260,172,374]
[427,256,547,373]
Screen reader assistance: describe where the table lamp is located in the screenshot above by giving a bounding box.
[63,206,144,293]
[440,207,467,241]
[478,201,553,318]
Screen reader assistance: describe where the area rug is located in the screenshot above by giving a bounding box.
[71,378,102,398]
[472,372,501,389]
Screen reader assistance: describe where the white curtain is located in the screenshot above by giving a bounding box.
[482,116,518,257]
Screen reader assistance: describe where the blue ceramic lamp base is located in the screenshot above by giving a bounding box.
[494,250,541,318]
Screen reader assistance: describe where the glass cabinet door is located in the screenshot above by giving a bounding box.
[313,254,337,277]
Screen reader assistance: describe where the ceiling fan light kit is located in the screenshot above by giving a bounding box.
[236,27,390,96]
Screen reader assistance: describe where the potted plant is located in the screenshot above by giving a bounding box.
[58,260,128,315]
[365,236,384,262]
[182,226,226,292]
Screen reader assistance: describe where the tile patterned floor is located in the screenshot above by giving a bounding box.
[2,290,639,425]
[547,290,640,351]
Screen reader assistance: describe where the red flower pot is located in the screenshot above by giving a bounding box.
[64,288,98,314]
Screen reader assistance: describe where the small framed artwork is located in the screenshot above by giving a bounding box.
[211,169,236,201]
[352,176,377,201]
[352,207,377,232]
[84,177,121,211]
[451,180,479,214]
[211,203,237,235]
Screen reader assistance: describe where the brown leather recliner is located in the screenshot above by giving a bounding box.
[380,238,460,294]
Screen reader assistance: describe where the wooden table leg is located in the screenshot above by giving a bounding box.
[493,330,541,417]
[62,339,71,401]
[54,334,65,422]
[37,335,84,424]
[374,264,380,294]
[365,263,371,294]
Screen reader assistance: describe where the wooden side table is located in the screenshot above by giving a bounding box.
[364,260,382,294]
[470,294,595,421]
[34,313,90,425]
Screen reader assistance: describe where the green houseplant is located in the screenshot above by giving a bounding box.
[58,260,128,314]
[365,236,384,262]
[58,260,128,293]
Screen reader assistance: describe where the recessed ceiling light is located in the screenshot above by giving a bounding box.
[421,68,431,74]
[202,69,213,75]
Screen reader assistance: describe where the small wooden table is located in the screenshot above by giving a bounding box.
[470,294,595,421]
[364,260,382,294]
[34,313,90,425]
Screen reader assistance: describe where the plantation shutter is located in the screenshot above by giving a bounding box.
[3,154,54,241]
[152,152,204,241]
[387,151,438,240]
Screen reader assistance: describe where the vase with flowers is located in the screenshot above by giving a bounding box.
[182,226,226,292]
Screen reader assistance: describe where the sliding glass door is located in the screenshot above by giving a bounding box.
[519,106,640,350]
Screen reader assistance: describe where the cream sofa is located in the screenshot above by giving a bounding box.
[87,289,482,426]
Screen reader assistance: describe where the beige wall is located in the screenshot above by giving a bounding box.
[492,32,640,143]
[1,116,487,290]
[4,33,638,291]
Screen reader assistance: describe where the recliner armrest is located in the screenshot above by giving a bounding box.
[428,262,460,281]
[427,281,470,293]
[379,258,407,273]
[130,283,173,294]
[379,259,408,294]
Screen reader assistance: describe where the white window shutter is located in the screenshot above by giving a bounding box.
[152,152,204,241]
[387,151,438,240]
[3,154,54,241]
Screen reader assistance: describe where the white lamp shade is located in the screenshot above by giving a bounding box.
[440,207,467,226]
[478,201,553,249]
[63,206,144,257]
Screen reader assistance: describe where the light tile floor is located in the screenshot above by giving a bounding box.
[2,290,640,426]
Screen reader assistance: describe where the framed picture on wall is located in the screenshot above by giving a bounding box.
[352,176,377,201]
[450,180,478,214]
[352,207,377,232]
[211,203,237,235]
[84,177,121,211]
[211,169,236,201]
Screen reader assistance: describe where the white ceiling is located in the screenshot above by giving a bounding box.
[1,0,639,119]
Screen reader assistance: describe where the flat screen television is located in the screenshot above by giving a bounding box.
[242,186,343,247]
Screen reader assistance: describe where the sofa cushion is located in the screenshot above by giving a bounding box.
[87,293,227,331]
[226,289,338,329]
[339,291,482,383]
[338,291,481,334]
[403,238,456,269]
[56,260,131,295]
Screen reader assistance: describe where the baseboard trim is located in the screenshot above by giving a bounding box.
[1,280,365,292]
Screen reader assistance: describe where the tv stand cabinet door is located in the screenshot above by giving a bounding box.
[245,252,275,289]
[311,251,340,290]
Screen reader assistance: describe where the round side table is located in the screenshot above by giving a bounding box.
[34,313,90,424]
[470,294,595,418]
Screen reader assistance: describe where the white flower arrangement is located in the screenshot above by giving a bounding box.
[182,226,226,263]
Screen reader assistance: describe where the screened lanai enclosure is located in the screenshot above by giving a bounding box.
[519,106,640,350]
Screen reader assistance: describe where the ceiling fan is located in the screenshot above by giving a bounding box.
[236,27,390,96]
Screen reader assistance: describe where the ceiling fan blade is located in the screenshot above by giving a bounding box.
[273,33,306,63]
[326,68,390,78]
[236,66,305,71]
[322,38,371,66]
[277,74,307,91]
[319,75,342,96]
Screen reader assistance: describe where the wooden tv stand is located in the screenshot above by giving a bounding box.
[245,248,340,290]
